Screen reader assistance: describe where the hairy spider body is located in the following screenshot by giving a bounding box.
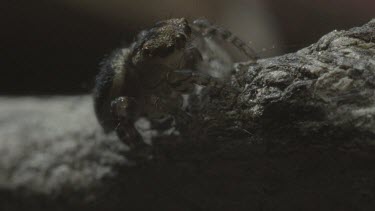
[93,18,256,160]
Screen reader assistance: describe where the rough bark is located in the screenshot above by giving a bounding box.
[0,19,374,211]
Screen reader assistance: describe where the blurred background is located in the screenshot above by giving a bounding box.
[1,0,374,95]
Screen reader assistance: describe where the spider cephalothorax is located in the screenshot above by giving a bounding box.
[130,18,192,66]
[93,18,256,161]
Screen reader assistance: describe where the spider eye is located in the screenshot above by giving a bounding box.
[156,45,174,57]
[175,34,187,49]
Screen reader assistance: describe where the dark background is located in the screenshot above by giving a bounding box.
[1,0,373,95]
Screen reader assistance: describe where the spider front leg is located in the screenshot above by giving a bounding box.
[166,68,242,116]
[111,96,152,160]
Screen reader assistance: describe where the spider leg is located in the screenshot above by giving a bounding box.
[111,96,152,160]
[190,18,258,61]
[167,69,239,92]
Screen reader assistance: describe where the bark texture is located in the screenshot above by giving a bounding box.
[0,19,374,211]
